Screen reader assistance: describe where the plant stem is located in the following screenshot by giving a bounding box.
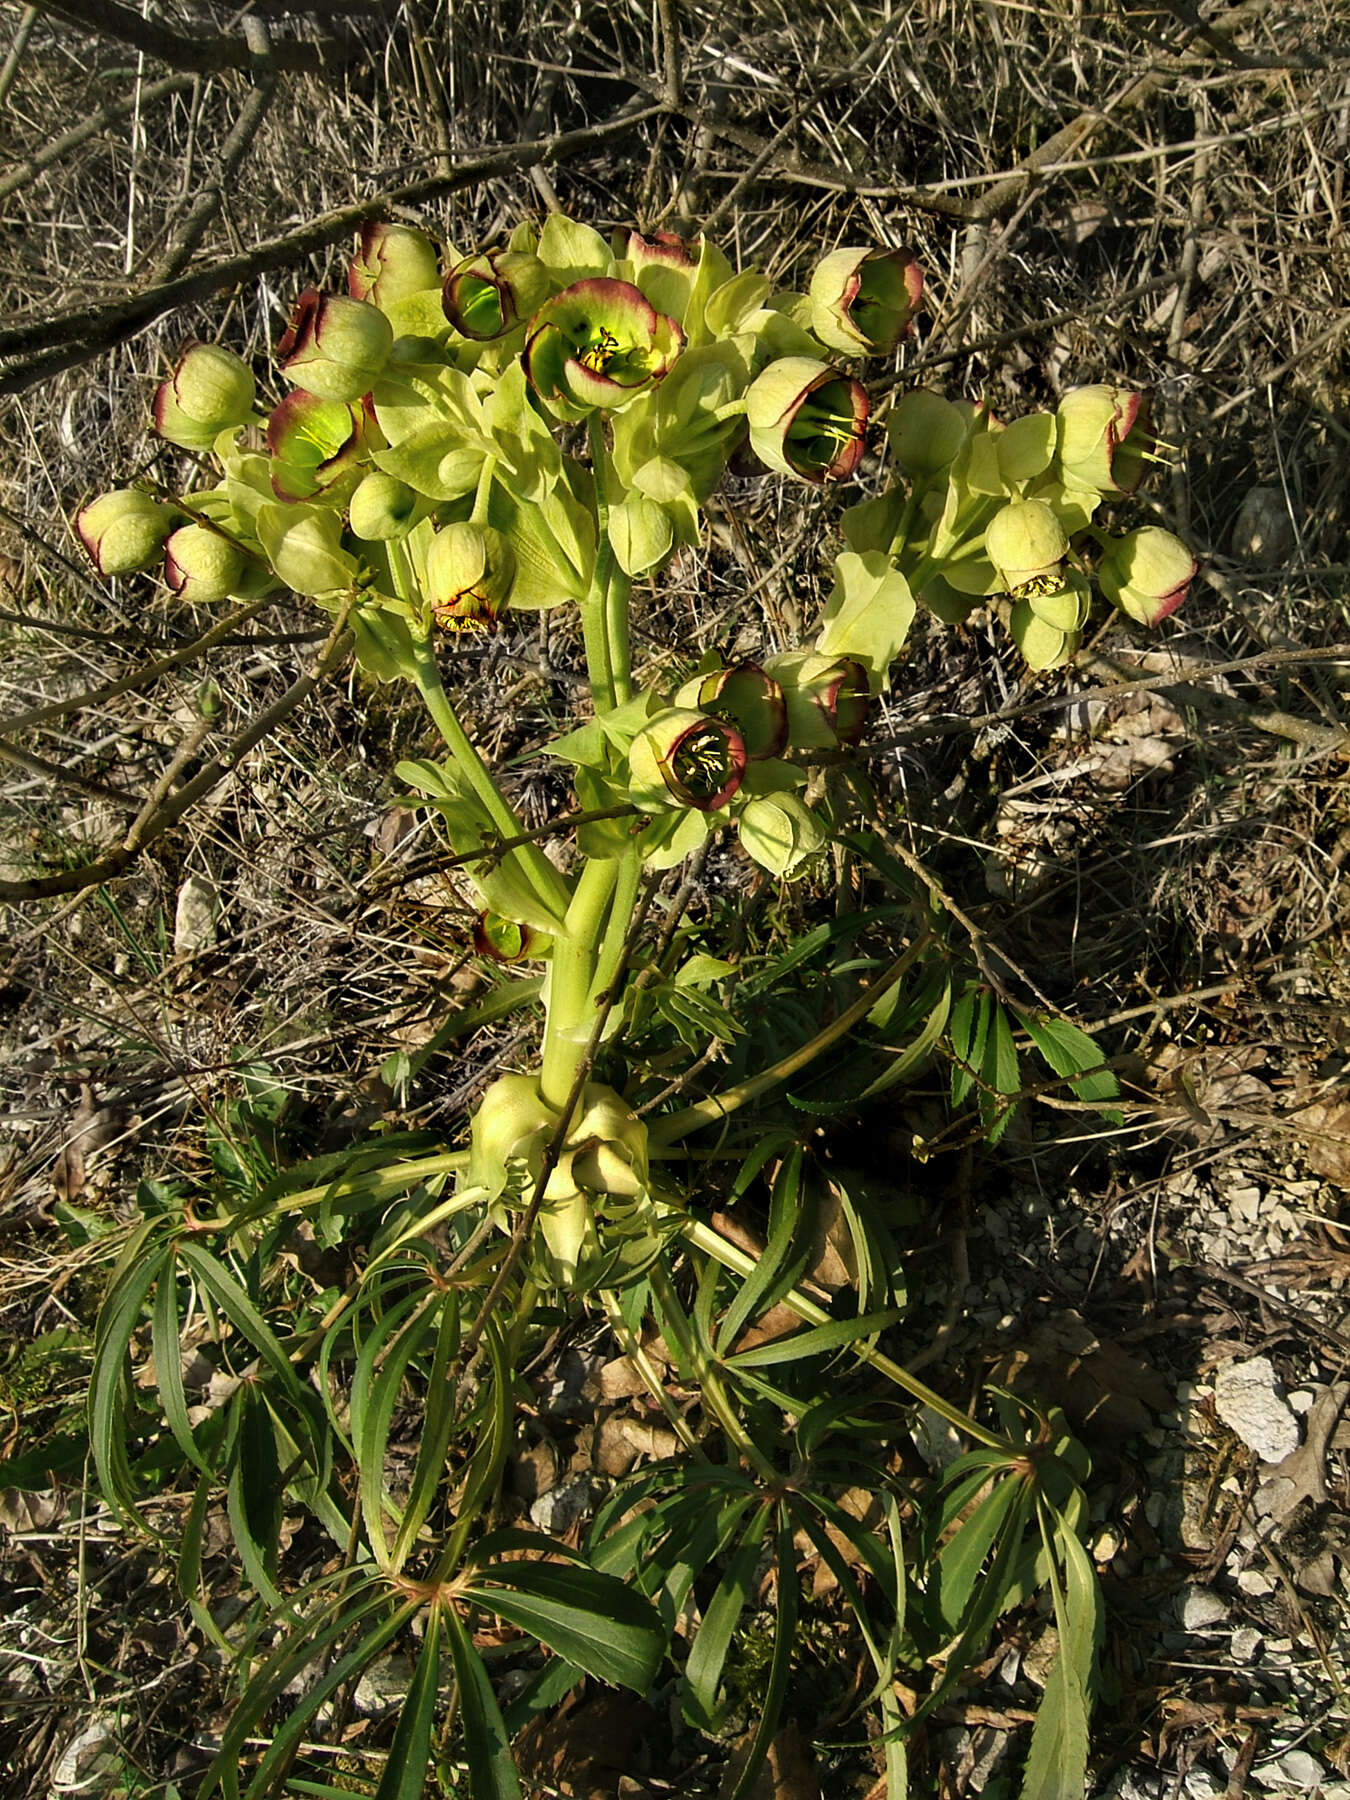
[407,626,571,920]
[681,1218,1010,1452]
[648,930,932,1150]
[582,414,633,711]
[538,852,618,1110]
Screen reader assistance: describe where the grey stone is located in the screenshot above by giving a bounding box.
[1213,1356,1301,1463]
[1178,1585,1228,1631]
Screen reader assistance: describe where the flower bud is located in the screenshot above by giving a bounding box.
[473,911,544,964]
[1097,527,1197,626]
[349,470,418,540]
[1056,385,1152,495]
[628,708,747,813]
[164,523,247,603]
[77,489,175,576]
[808,246,923,356]
[745,357,868,484]
[524,278,684,418]
[278,289,393,402]
[267,391,371,503]
[153,342,256,450]
[762,650,869,750]
[424,521,515,633]
[348,222,441,307]
[442,248,549,340]
[673,662,787,760]
[984,500,1069,592]
[886,389,970,476]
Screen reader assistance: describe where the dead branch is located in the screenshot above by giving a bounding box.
[32,0,362,76]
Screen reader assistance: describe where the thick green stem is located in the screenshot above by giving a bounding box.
[538,852,619,1111]
[582,415,633,711]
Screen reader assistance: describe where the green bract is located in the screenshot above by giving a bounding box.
[524,278,685,419]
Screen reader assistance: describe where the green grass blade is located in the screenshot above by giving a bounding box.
[90,1239,172,1523]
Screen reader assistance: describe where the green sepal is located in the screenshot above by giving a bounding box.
[255,502,357,596]
[535,212,611,285]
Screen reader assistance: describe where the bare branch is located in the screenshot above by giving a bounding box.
[32,0,362,76]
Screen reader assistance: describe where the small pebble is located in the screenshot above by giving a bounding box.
[1230,1626,1262,1662]
[1179,1585,1228,1631]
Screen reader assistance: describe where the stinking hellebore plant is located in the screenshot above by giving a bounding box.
[76,210,1195,1799]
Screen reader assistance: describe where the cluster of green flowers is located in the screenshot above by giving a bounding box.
[839,384,1197,672]
[76,213,1194,893]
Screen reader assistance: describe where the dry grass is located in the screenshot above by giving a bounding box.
[2,0,1350,1793]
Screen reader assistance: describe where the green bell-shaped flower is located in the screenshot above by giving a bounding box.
[762,650,869,749]
[442,247,549,340]
[348,470,419,541]
[627,707,747,813]
[153,342,256,451]
[77,489,176,576]
[347,222,441,308]
[423,521,516,633]
[279,289,394,402]
[745,357,868,483]
[674,662,787,760]
[164,523,247,604]
[984,499,1069,592]
[808,245,923,356]
[266,391,373,504]
[523,278,684,419]
[1055,384,1153,495]
[1097,526,1197,625]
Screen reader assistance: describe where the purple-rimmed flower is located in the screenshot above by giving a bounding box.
[442,248,549,341]
[266,392,372,503]
[164,523,246,604]
[673,662,787,760]
[627,707,747,813]
[745,357,868,484]
[348,222,441,307]
[424,521,515,634]
[617,228,698,275]
[278,289,393,402]
[473,911,544,964]
[1098,527,1197,626]
[808,246,923,357]
[77,490,176,576]
[1056,385,1153,495]
[153,342,256,451]
[762,650,870,750]
[524,278,685,419]
[984,500,1070,593]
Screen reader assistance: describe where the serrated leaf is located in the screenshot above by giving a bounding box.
[462,1558,664,1692]
[1016,1011,1122,1124]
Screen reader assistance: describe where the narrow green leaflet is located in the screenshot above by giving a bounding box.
[1020,1499,1101,1800]
[461,1556,664,1692]
[444,1604,524,1800]
[724,1509,797,1800]
[982,999,1020,1145]
[373,1612,441,1800]
[725,1307,902,1370]
[1016,1010,1123,1123]
[683,1503,772,1731]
